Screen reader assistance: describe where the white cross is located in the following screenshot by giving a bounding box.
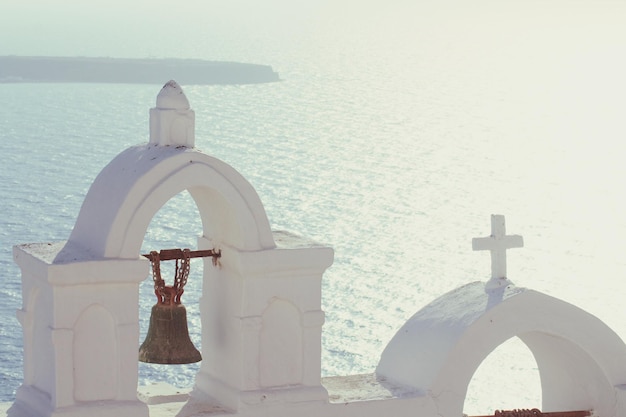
[472,214,523,281]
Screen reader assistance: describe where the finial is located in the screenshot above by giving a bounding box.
[156,80,190,110]
[472,214,523,290]
[149,80,195,147]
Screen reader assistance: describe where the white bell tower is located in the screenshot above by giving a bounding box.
[10,81,333,417]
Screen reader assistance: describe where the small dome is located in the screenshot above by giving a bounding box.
[155,80,190,110]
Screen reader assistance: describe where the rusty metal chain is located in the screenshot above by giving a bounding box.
[173,248,191,304]
[146,248,217,305]
[149,250,165,295]
[174,249,191,290]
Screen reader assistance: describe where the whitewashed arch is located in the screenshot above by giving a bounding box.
[376,282,626,416]
[57,144,275,262]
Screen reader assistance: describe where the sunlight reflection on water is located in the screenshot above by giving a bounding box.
[1,2,626,414]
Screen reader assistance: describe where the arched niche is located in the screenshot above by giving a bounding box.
[376,281,626,416]
[74,304,118,402]
[260,299,304,387]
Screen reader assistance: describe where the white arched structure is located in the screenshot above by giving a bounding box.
[10,82,334,417]
[57,144,275,262]
[376,281,626,416]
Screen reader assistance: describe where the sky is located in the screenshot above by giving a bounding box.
[3,0,624,59]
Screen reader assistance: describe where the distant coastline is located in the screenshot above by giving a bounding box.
[0,56,280,85]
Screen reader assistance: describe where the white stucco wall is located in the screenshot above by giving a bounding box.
[377,281,626,417]
[59,144,275,262]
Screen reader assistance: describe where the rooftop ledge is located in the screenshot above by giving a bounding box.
[323,373,422,403]
[138,376,421,416]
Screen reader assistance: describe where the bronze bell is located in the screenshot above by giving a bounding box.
[139,302,201,364]
[139,249,203,364]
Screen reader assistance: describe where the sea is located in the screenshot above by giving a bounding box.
[1,1,625,415]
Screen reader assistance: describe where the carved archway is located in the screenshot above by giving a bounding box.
[57,144,275,263]
[464,336,541,414]
[377,282,626,417]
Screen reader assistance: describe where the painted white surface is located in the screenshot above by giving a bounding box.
[60,143,276,261]
[149,80,195,147]
[377,280,626,416]
[472,214,523,290]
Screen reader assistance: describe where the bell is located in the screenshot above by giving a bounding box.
[139,302,202,364]
[139,248,208,365]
